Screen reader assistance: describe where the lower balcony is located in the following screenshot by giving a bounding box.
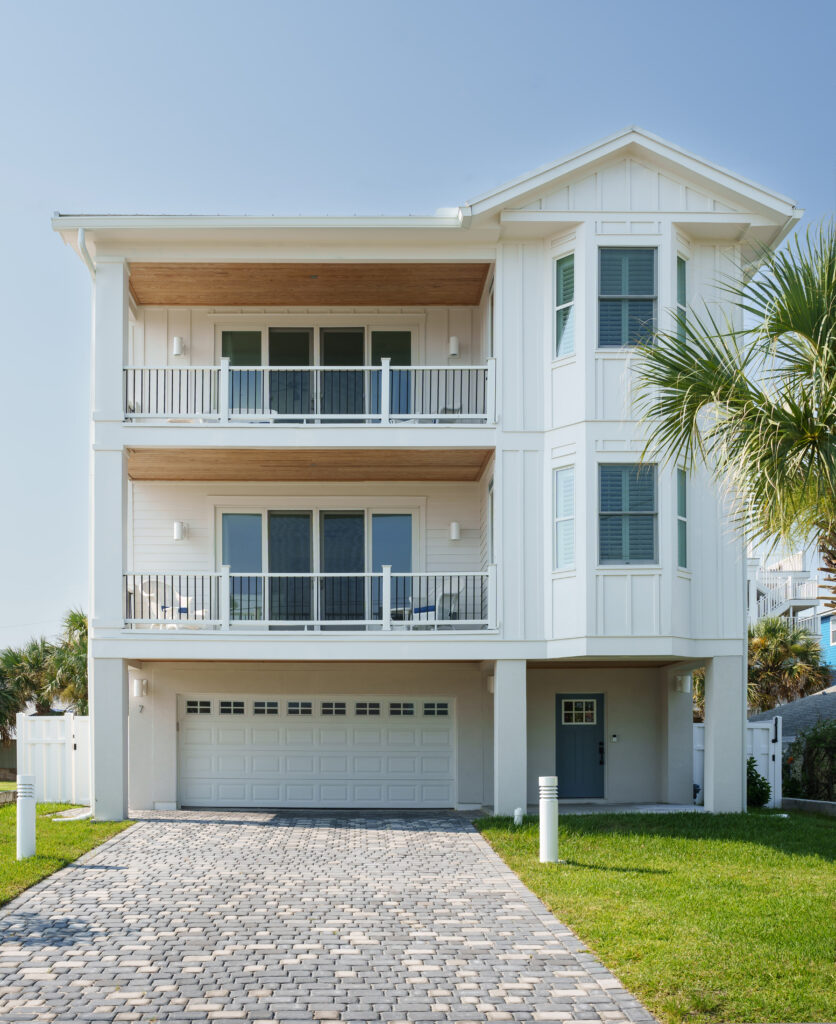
[124,568,496,632]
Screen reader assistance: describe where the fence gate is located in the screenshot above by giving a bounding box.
[16,713,91,804]
[693,718,782,808]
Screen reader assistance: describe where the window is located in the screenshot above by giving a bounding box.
[599,248,656,347]
[321,701,347,716]
[219,700,245,715]
[676,257,687,343]
[677,469,687,569]
[554,467,575,570]
[253,700,278,715]
[555,254,575,357]
[599,464,657,564]
[389,701,414,716]
[185,699,211,715]
[355,701,380,716]
[830,617,836,646]
[288,701,312,716]
[562,698,597,724]
[423,702,449,716]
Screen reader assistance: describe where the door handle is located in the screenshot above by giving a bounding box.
[598,740,605,766]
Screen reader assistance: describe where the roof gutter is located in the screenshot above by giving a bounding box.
[77,229,95,280]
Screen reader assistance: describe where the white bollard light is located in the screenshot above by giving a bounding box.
[513,807,523,826]
[539,775,560,864]
[16,775,36,860]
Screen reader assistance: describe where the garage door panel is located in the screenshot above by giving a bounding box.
[178,694,456,809]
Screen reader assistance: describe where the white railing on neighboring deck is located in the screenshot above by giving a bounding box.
[756,574,820,619]
[124,566,497,632]
[124,357,496,424]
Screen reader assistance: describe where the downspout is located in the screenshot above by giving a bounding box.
[78,228,95,279]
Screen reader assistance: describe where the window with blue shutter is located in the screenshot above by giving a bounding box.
[555,255,575,357]
[599,464,657,563]
[598,248,656,347]
[677,468,687,568]
[554,467,575,570]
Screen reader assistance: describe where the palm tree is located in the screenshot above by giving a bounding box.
[632,222,836,598]
[0,639,55,715]
[47,610,88,715]
[691,616,829,719]
[747,616,830,711]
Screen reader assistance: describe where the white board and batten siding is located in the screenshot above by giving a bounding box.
[16,713,90,804]
[177,693,456,808]
[694,719,782,809]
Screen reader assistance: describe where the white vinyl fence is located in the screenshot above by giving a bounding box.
[693,718,782,808]
[16,713,90,804]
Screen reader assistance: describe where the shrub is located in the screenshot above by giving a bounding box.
[784,719,836,801]
[746,756,771,808]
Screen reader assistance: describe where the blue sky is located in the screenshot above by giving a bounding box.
[1,0,834,646]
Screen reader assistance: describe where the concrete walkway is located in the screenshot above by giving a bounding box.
[0,810,656,1023]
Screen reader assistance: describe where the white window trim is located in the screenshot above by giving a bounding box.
[213,315,426,366]
[215,497,425,575]
[553,466,575,572]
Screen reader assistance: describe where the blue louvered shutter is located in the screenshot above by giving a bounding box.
[599,249,656,347]
[555,255,575,357]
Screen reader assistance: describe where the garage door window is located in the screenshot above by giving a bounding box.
[389,701,414,716]
[253,701,278,715]
[185,699,211,715]
[220,700,245,715]
[288,701,313,715]
[423,702,449,716]
[355,701,380,715]
[321,701,347,715]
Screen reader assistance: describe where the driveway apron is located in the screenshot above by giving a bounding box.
[0,810,656,1023]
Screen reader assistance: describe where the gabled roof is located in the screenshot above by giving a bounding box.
[749,685,836,738]
[464,126,799,222]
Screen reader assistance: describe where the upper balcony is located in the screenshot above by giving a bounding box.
[124,359,495,426]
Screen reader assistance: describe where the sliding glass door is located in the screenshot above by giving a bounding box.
[371,513,412,620]
[371,331,411,416]
[321,328,365,417]
[221,513,263,620]
[268,512,312,625]
[269,329,312,418]
[320,511,365,624]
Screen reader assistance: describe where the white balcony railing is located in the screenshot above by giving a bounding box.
[124,358,496,424]
[756,573,819,619]
[124,567,497,632]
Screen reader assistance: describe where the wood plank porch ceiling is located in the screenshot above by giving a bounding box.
[127,447,494,482]
[128,262,492,306]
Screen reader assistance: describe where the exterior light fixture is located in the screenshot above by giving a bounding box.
[132,678,148,698]
[173,520,186,541]
[172,336,185,356]
[448,335,459,357]
[449,521,461,541]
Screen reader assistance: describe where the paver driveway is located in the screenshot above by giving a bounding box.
[0,811,655,1023]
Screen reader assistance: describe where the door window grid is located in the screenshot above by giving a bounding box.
[321,701,347,716]
[562,699,597,725]
[355,701,381,716]
[185,699,211,715]
[423,702,449,716]
[389,702,414,716]
[219,700,245,715]
[253,701,279,715]
[288,701,313,716]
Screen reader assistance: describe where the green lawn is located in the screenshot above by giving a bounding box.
[476,811,836,1024]
[0,782,17,791]
[0,803,132,907]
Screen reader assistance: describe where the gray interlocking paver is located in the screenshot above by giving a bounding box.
[0,810,654,1022]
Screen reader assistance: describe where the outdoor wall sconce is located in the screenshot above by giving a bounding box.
[673,674,692,694]
[171,336,185,356]
[449,521,461,541]
[173,520,186,541]
[132,678,148,699]
[448,335,459,357]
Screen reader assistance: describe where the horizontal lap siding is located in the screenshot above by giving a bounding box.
[130,481,483,573]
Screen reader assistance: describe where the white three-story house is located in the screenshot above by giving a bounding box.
[54,128,800,819]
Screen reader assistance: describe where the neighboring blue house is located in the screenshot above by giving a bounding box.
[819,613,836,669]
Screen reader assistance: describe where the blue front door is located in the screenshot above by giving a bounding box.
[555,694,605,798]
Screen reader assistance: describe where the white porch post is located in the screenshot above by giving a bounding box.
[89,658,128,820]
[493,659,527,815]
[92,259,130,421]
[703,655,747,812]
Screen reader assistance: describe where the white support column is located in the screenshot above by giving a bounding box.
[493,659,527,815]
[89,657,128,820]
[90,449,127,629]
[92,259,130,422]
[703,655,747,812]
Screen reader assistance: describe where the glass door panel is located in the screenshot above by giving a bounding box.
[268,328,312,417]
[221,512,263,621]
[371,513,412,621]
[268,512,313,624]
[320,328,365,417]
[320,511,365,624]
[371,331,411,415]
[222,331,263,415]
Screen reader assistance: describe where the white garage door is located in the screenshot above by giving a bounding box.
[177,694,456,808]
